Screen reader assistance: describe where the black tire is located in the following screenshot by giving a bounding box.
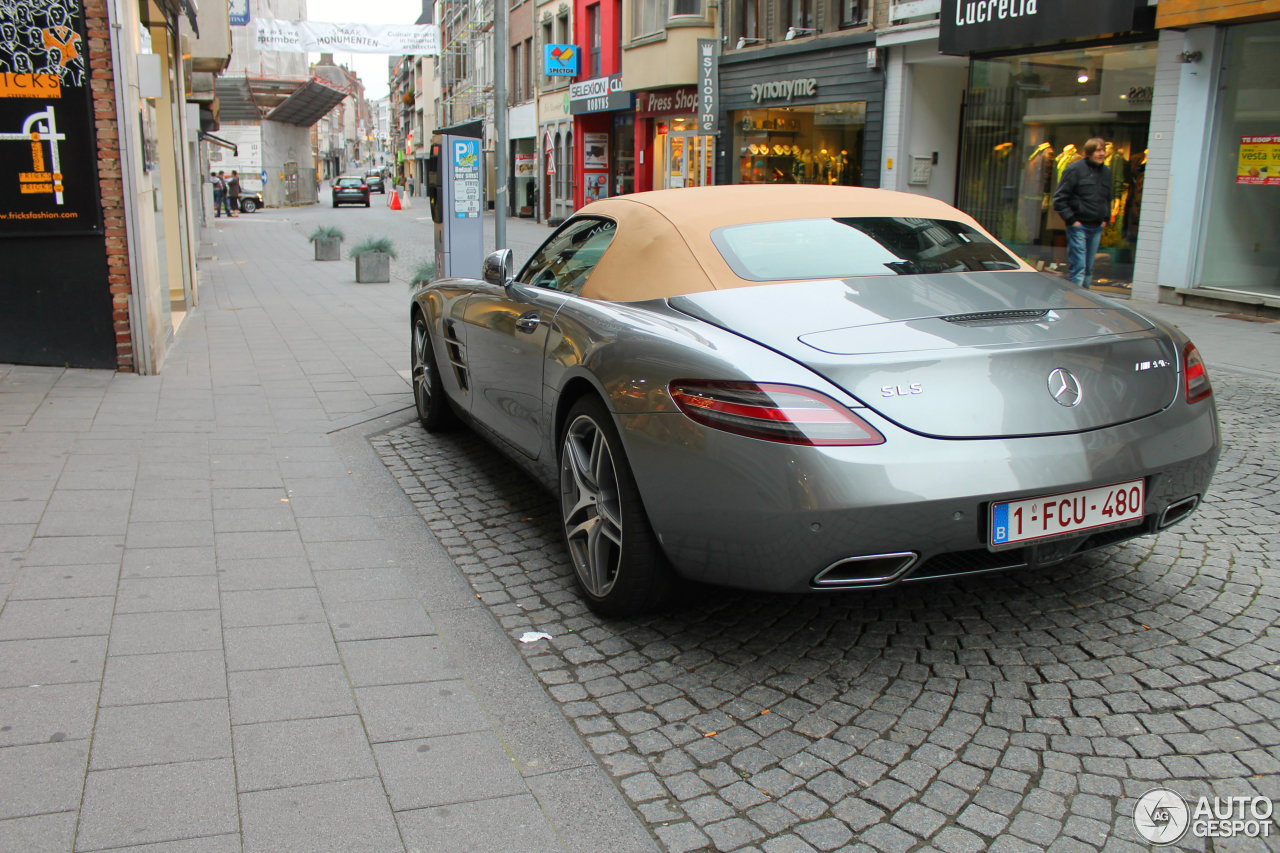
[241,198,257,213]
[332,199,338,208]
[411,312,455,431]
[559,396,673,616]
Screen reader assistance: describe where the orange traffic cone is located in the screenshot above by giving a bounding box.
[389,190,401,210]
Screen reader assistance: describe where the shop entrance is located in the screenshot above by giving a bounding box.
[956,42,1157,291]
[656,131,715,189]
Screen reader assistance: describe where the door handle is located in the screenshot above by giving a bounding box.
[515,312,541,333]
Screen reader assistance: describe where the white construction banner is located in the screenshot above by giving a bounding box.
[255,20,440,55]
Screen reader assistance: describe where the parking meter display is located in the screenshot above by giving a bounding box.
[452,139,481,218]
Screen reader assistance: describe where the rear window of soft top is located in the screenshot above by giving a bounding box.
[711,217,1022,281]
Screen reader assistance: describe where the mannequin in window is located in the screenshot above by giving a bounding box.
[1018,141,1054,243]
[1105,142,1131,233]
[1055,144,1080,183]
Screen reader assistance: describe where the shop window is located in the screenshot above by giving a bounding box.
[568,131,576,201]
[786,0,813,31]
[613,112,635,195]
[730,103,866,186]
[633,0,663,38]
[511,43,522,103]
[588,4,602,78]
[735,0,761,41]
[840,0,865,27]
[956,43,1156,287]
[1199,20,1280,296]
[542,21,555,83]
[555,132,564,199]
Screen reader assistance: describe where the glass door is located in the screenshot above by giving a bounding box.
[663,132,715,188]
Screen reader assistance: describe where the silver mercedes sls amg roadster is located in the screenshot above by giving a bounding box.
[409,185,1220,615]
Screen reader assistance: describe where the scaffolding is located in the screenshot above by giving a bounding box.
[438,0,495,130]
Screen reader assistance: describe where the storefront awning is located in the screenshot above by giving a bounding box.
[267,79,350,126]
[214,76,349,126]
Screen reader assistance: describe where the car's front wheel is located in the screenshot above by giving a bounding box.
[411,312,454,431]
[241,198,258,213]
[559,396,672,616]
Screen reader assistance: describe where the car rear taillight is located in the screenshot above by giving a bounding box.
[1183,342,1212,403]
[669,381,884,446]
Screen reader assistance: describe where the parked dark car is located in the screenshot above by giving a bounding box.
[365,172,386,194]
[332,176,371,208]
[239,190,263,213]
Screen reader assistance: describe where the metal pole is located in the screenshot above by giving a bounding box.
[493,0,507,249]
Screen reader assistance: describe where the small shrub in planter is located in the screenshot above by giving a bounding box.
[308,225,344,261]
[350,237,397,283]
[408,259,436,289]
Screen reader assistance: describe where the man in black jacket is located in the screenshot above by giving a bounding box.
[1052,137,1112,289]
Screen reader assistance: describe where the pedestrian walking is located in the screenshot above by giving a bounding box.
[1052,137,1113,289]
[227,170,242,217]
[211,171,226,218]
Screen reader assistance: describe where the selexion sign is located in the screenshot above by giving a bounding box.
[569,74,633,114]
[749,77,818,104]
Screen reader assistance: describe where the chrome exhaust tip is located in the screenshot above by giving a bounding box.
[812,552,918,588]
[1159,495,1199,529]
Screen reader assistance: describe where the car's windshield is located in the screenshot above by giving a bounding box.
[337,178,362,187]
[711,217,1022,281]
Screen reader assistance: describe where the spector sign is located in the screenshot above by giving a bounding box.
[939,0,1145,54]
[544,44,578,76]
[1237,136,1280,185]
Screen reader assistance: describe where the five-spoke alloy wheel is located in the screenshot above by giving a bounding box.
[559,397,671,616]
[411,313,454,431]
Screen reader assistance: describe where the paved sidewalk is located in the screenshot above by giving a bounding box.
[0,210,655,853]
[1,206,1277,853]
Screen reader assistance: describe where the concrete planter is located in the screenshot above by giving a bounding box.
[313,237,341,261]
[355,252,391,283]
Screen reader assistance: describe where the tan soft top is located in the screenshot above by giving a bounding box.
[576,184,1030,302]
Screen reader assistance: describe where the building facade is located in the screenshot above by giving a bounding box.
[0,0,226,372]
[1148,0,1280,310]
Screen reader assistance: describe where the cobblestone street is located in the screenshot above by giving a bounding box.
[374,369,1280,852]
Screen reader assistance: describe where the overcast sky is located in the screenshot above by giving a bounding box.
[306,0,427,100]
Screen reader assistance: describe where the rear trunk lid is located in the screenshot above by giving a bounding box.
[668,272,1179,438]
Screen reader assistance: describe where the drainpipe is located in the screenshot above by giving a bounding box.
[106,0,154,373]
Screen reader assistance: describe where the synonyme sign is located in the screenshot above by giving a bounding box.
[697,38,718,133]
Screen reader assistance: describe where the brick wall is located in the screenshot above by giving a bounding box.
[84,0,134,372]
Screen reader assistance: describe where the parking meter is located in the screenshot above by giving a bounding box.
[429,121,484,280]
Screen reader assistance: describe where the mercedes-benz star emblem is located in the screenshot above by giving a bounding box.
[1047,368,1083,408]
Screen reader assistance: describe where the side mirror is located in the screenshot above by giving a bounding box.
[481,249,515,289]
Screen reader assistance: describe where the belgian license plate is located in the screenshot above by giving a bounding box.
[989,479,1145,548]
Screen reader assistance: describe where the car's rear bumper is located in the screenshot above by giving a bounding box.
[619,400,1220,593]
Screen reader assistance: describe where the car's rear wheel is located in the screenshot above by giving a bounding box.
[332,199,338,208]
[559,396,672,616]
[411,312,454,431]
